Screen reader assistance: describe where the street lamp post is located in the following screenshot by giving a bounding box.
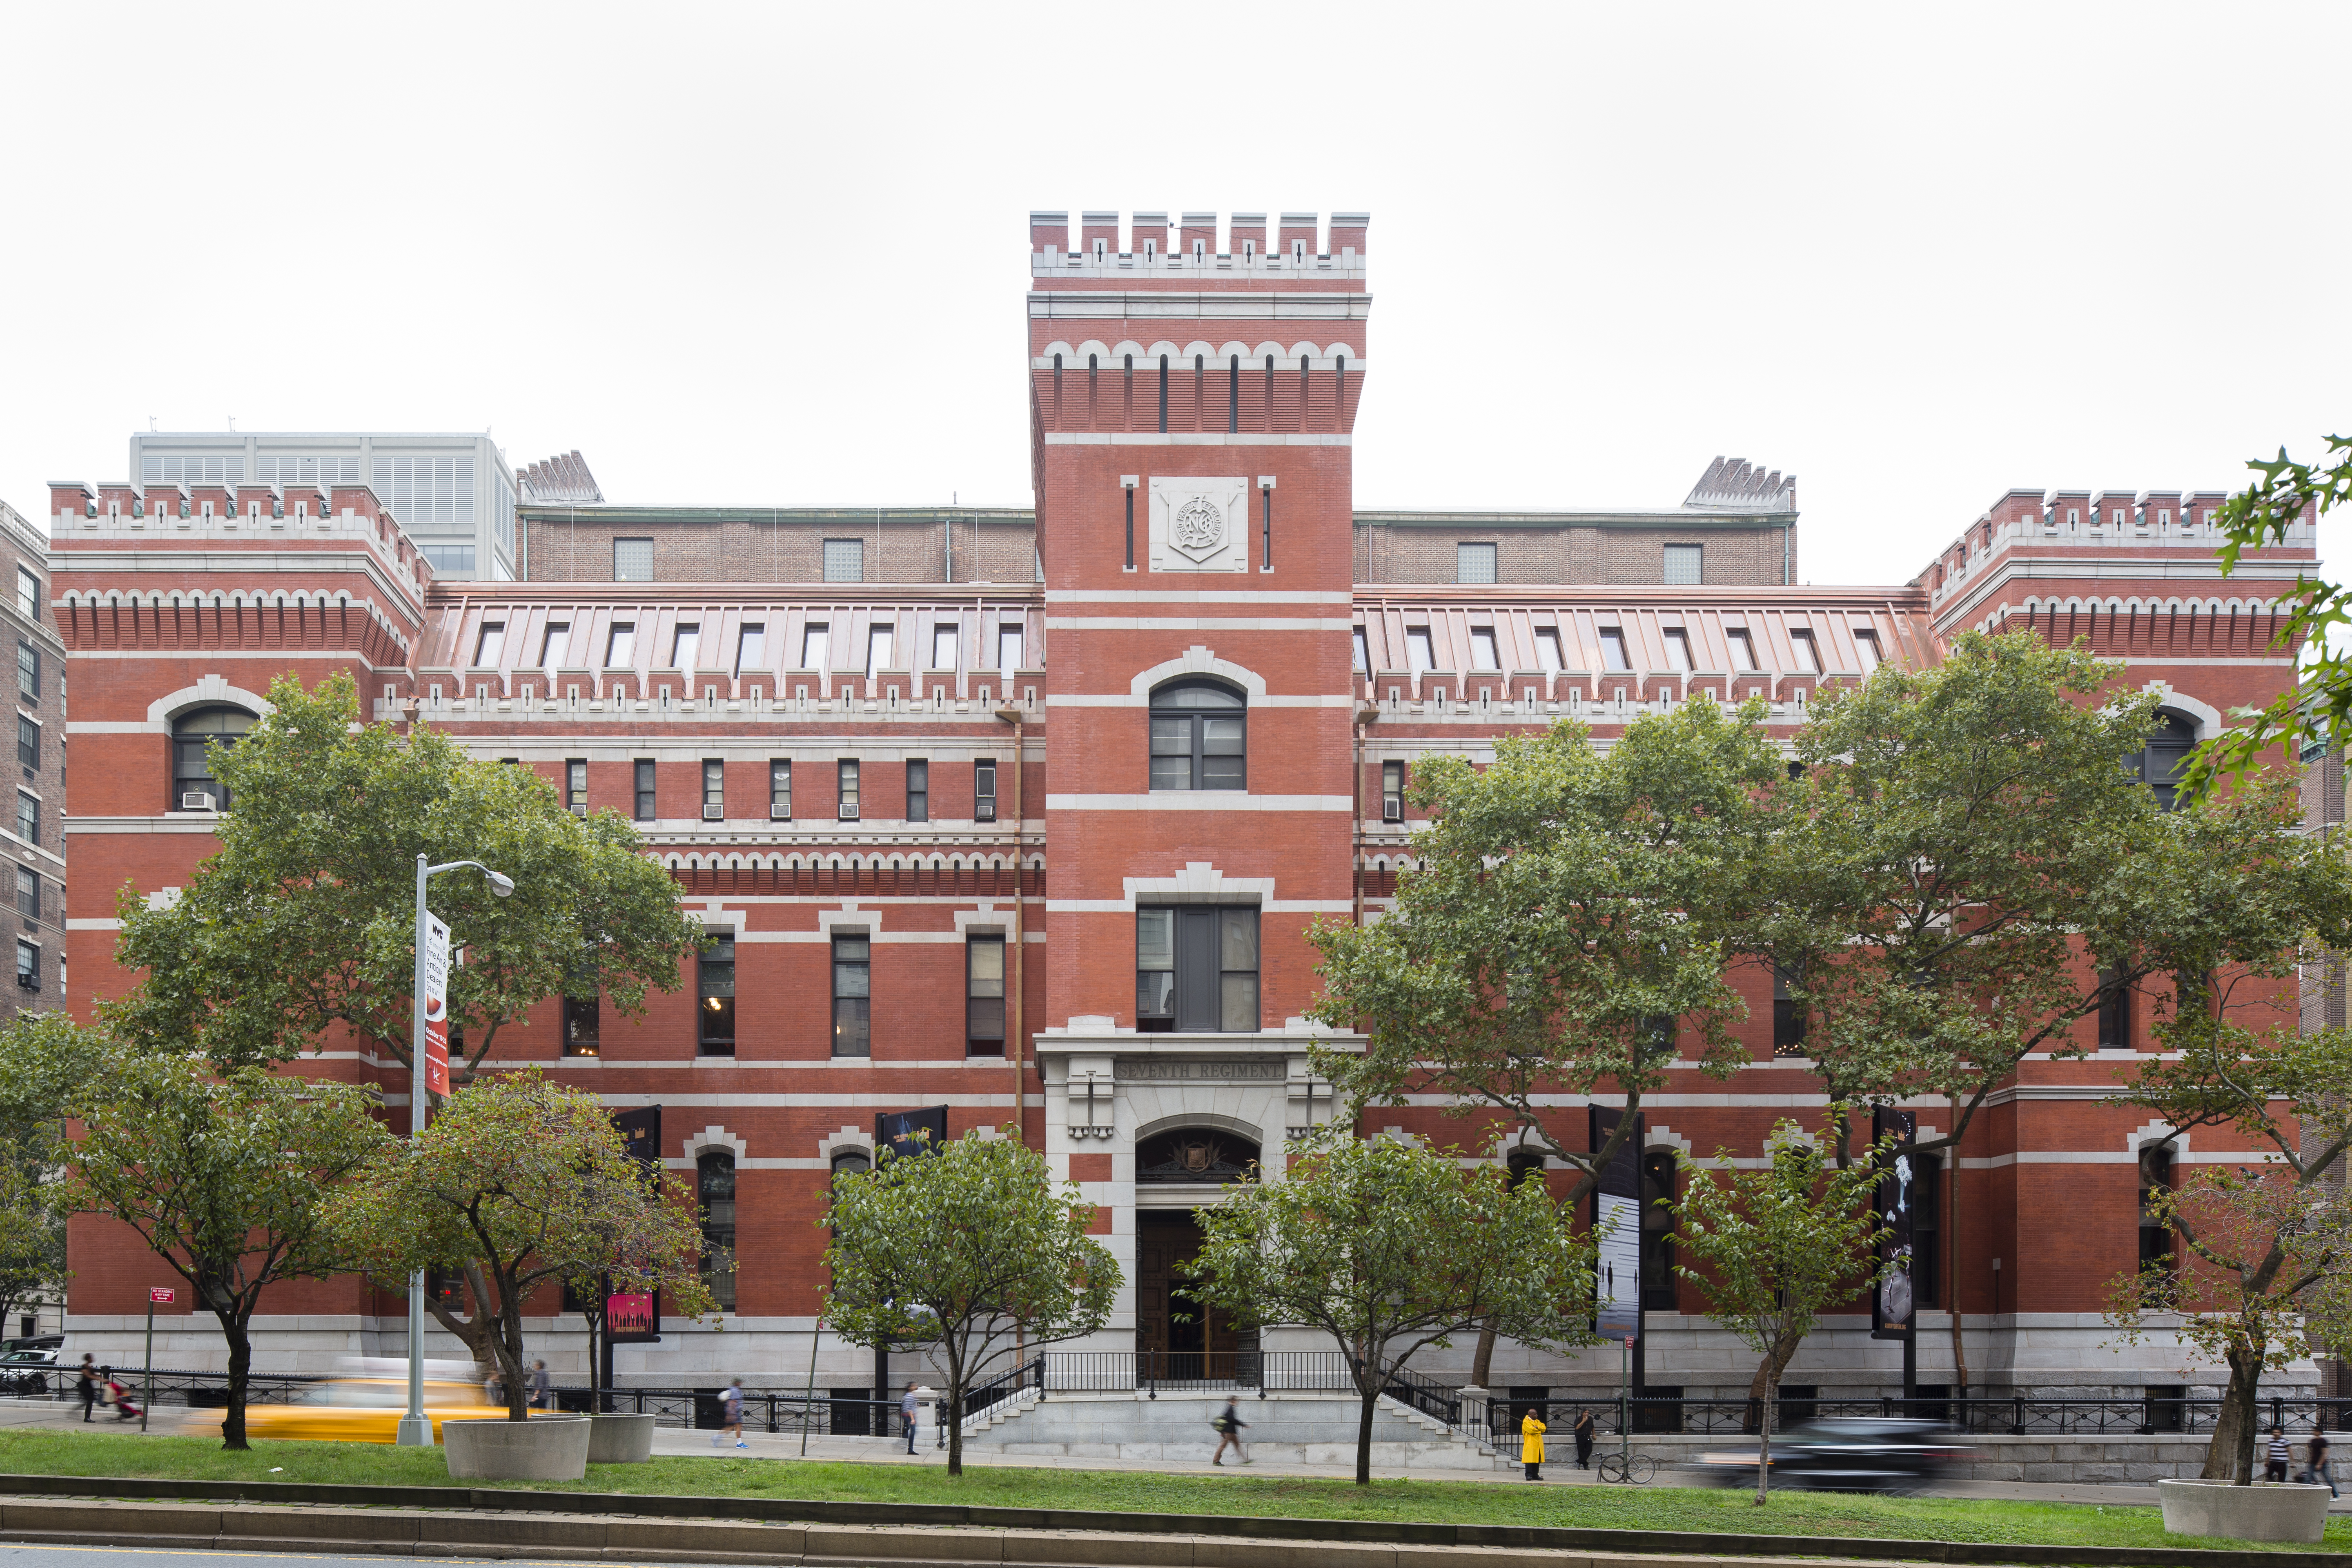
[394,853,514,1448]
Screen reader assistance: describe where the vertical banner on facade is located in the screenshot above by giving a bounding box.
[876,1105,950,1162]
[606,1105,664,1343]
[1871,1107,1917,1341]
[420,911,452,1098]
[1590,1106,1644,1341]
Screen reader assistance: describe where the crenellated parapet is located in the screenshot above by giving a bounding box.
[1029,209,1367,279]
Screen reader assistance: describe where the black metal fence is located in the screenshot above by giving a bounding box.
[1462,1393,2352,1444]
[1042,1350,1358,1394]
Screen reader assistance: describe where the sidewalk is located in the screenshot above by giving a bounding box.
[6,1396,2349,1515]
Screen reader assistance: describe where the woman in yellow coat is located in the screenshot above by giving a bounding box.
[1521,1407,1547,1481]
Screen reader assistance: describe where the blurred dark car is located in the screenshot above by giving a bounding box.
[1701,1417,1968,1491]
[0,1347,56,1397]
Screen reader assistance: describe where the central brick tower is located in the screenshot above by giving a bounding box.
[1027,209,1371,1352]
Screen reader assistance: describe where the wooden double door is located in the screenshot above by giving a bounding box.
[1134,1211,1241,1375]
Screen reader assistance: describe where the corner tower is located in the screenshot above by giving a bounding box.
[1028,209,1371,1352]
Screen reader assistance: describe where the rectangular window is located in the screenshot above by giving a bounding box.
[1773,962,1807,1057]
[823,539,864,583]
[866,625,893,679]
[672,623,700,670]
[1405,627,1434,672]
[606,621,635,667]
[698,933,735,1056]
[1382,760,1404,822]
[974,759,998,822]
[1457,542,1498,584]
[1790,630,1821,673]
[1663,543,1702,585]
[2097,967,2132,1050]
[1910,1155,1940,1308]
[801,622,829,669]
[563,994,599,1058]
[614,538,654,582]
[837,758,860,820]
[1468,628,1500,671]
[931,624,958,670]
[997,624,1023,677]
[14,793,34,846]
[14,569,38,619]
[1534,628,1564,672]
[966,934,1006,1057]
[1726,629,1759,672]
[14,940,36,993]
[16,865,36,920]
[1853,629,1883,672]
[1663,629,1693,672]
[539,621,570,671]
[702,759,724,820]
[15,644,35,702]
[1352,627,1370,673]
[905,759,929,822]
[832,935,871,1057]
[735,623,764,677]
[15,717,34,771]
[1599,628,1631,672]
[632,760,655,821]
[472,621,504,667]
[1135,906,1260,1033]
[565,759,588,815]
[768,759,791,820]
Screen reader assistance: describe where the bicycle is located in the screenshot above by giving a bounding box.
[1596,1450,1656,1485]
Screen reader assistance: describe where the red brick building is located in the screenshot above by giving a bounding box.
[47,210,2321,1405]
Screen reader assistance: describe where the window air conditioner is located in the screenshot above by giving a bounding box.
[769,806,791,821]
[1383,801,1403,823]
[838,804,859,820]
[570,803,588,817]
[14,975,36,991]
[180,791,217,811]
[702,805,725,820]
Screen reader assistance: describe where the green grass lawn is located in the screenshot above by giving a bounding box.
[0,1428,2345,1555]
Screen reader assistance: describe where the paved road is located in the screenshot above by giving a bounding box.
[0,1552,697,1568]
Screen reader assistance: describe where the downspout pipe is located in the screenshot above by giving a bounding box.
[995,706,1028,1147]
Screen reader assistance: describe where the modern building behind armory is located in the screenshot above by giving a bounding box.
[49,211,2322,1412]
[0,499,66,1023]
[127,430,517,581]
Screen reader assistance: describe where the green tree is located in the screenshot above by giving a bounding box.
[1308,699,1781,1379]
[2180,434,2349,792]
[2107,1020,2352,1484]
[1189,1133,1595,1486]
[60,1047,393,1448]
[106,672,701,1076]
[823,1129,1118,1476]
[0,1014,106,1337]
[327,1070,712,1421]
[1670,1119,1889,1504]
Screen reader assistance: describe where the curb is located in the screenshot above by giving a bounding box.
[0,1474,2336,1568]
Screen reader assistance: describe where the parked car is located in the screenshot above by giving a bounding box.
[1699,1418,1968,1491]
[0,1347,56,1397]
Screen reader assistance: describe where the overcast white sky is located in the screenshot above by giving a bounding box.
[4,2,2344,587]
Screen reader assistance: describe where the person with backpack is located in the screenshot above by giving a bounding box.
[1210,1395,1250,1466]
[75,1356,97,1423]
[711,1378,746,1448]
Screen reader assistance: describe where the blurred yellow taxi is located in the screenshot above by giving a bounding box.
[195,1379,521,1443]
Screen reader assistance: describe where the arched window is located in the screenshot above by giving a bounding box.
[2132,708,2199,811]
[1148,678,1245,791]
[2138,1140,2175,1270]
[1640,1150,1679,1310]
[172,706,254,810]
[697,1151,737,1312]
[1135,1127,1259,1183]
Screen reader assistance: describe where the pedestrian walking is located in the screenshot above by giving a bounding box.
[74,1356,96,1423]
[2301,1429,2337,1498]
[1210,1395,1250,1466]
[901,1382,920,1455]
[1574,1408,1596,1470]
[483,1366,504,1407]
[1521,1406,1547,1481]
[2265,1425,2292,1483]
[528,1360,552,1411]
[711,1378,746,1448]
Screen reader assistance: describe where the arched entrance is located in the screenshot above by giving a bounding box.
[1132,1127,1259,1379]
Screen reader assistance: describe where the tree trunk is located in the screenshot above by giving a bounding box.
[1470,1319,1498,1388]
[2203,1340,2265,1484]
[1744,1332,1802,1430]
[1755,1361,1778,1505]
[1355,1376,1380,1486]
[496,1276,530,1421]
[944,1340,964,1477]
[218,1311,253,1451]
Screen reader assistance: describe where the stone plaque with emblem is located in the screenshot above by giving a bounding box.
[1149,477,1251,573]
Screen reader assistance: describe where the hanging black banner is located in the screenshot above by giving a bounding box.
[876,1105,951,1162]
[1590,1106,1644,1341]
[1871,1106,1917,1343]
[606,1104,665,1344]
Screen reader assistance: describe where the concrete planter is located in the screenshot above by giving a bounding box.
[586,1412,656,1464]
[2157,1478,2330,1544]
[442,1415,591,1481]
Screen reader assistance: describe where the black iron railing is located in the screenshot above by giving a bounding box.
[1042,1350,1357,1395]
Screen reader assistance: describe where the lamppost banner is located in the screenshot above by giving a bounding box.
[1871,1106,1917,1341]
[1590,1105,1644,1341]
[421,911,452,1098]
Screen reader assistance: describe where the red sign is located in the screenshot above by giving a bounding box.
[149,1287,175,1304]
[606,1292,655,1336]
